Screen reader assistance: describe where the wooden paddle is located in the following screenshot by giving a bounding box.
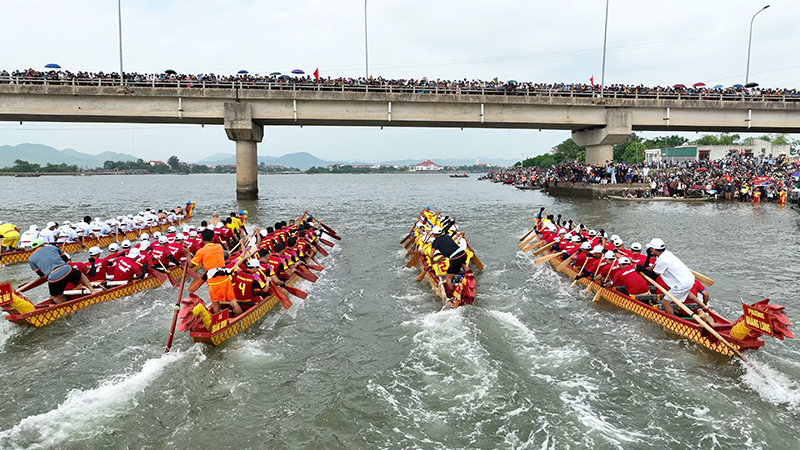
[17,276,47,293]
[319,238,335,247]
[187,273,206,293]
[531,241,555,255]
[283,285,308,299]
[556,253,576,272]
[158,261,180,287]
[147,268,168,284]
[519,233,537,249]
[296,265,319,282]
[593,260,617,302]
[269,284,293,309]
[639,274,746,356]
[534,251,565,265]
[164,260,190,353]
[416,269,427,281]
[315,243,329,257]
[587,260,609,292]
[317,221,341,240]
[570,258,590,288]
[690,269,715,287]
[406,252,420,268]
[519,226,537,242]
[305,262,325,272]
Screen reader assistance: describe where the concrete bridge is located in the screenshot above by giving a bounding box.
[2,79,800,198]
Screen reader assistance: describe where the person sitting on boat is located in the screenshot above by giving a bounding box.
[188,229,242,316]
[120,239,132,255]
[232,259,270,302]
[151,236,171,269]
[166,226,178,243]
[101,242,122,275]
[134,240,155,268]
[83,246,108,283]
[229,212,244,236]
[690,279,710,308]
[28,239,96,304]
[430,226,468,296]
[573,242,593,269]
[112,247,146,283]
[592,251,617,282]
[38,222,57,244]
[209,213,222,228]
[18,225,40,249]
[608,256,649,295]
[238,210,248,233]
[628,242,647,265]
[0,221,21,251]
[638,238,702,316]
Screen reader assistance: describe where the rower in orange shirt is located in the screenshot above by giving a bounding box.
[188,229,242,316]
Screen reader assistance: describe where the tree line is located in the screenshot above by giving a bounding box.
[2,155,298,174]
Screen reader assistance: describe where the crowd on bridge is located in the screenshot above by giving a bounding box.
[2,68,799,101]
[491,153,800,202]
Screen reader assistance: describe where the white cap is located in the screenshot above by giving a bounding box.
[139,240,151,250]
[121,239,132,249]
[580,242,592,250]
[215,222,224,229]
[546,223,557,231]
[259,229,269,237]
[158,236,168,244]
[571,235,581,243]
[189,230,198,237]
[168,226,176,233]
[630,242,642,251]
[591,245,604,254]
[30,224,38,230]
[176,233,185,240]
[588,230,597,236]
[610,234,619,241]
[153,231,162,238]
[246,259,260,268]
[564,233,573,240]
[88,246,102,256]
[140,233,150,241]
[604,251,616,260]
[648,238,665,250]
[183,226,191,233]
[431,226,442,234]
[63,220,71,225]
[612,237,623,247]
[128,247,141,258]
[558,228,567,235]
[47,222,57,228]
[109,243,120,252]
[618,256,631,264]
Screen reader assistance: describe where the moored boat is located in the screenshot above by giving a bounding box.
[607,195,712,202]
[523,222,793,357]
[402,209,481,308]
[449,173,469,178]
[514,184,542,190]
[0,206,195,266]
[0,265,186,327]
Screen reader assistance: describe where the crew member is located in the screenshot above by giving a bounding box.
[640,238,702,316]
[609,256,649,295]
[188,229,242,316]
[430,226,468,296]
[28,239,95,303]
[0,221,21,250]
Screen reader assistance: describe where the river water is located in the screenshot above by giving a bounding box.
[0,174,798,450]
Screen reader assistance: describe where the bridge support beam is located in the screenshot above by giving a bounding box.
[571,109,632,165]
[224,103,263,200]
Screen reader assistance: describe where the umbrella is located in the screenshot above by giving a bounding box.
[280,74,291,79]
[791,170,800,177]
[690,185,705,190]
[745,82,759,88]
[269,72,281,76]
[237,70,248,74]
[692,82,705,87]
[713,84,724,89]
[673,84,687,89]
[732,84,744,88]
[696,167,708,171]
[291,69,305,74]
[44,63,61,69]
[507,79,518,83]
[165,69,177,75]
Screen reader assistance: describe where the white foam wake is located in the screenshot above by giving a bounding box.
[740,359,800,411]
[0,350,190,450]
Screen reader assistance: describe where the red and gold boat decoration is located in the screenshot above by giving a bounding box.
[528,235,793,357]
[0,206,195,266]
[402,209,481,308]
[0,265,187,327]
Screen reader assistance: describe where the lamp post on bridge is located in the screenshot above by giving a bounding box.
[745,5,770,85]
[599,0,609,98]
[117,0,124,86]
[364,0,369,82]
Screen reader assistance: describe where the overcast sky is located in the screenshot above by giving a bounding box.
[1,0,798,163]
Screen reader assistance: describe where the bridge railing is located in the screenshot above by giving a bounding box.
[1,75,799,103]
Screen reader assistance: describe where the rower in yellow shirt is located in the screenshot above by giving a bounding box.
[0,221,21,251]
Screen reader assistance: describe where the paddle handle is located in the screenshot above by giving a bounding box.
[570,259,590,288]
[165,260,190,353]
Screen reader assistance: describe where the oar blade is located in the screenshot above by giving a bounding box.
[283,285,308,300]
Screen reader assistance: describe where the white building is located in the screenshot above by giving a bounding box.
[645,138,791,164]
[414,160,442,171]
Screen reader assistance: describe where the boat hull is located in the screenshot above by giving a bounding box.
[4,265,186,327]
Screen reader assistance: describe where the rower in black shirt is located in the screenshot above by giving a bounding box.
[430,226,468,296]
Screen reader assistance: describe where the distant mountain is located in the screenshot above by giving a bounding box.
[0,143,137,168]
[194,152,515,169]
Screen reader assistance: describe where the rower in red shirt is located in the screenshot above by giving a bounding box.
[151,236,171,268]
[593,251,617,282]
[83,246,108,283]
[584,246,604,275]
[113,248,145,282]
[574,242,593,269]
[166,236,186,266]
[688,279,710,307]
[231,259,270,301]
[628,242,647,265]
[609,256,650,295]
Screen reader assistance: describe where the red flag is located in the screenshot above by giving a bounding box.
[313,68,319,81]
[724,174,732,183]
[590,75,594,86]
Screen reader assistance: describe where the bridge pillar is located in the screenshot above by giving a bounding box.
[571,109,632,166]
[224,103,263,200]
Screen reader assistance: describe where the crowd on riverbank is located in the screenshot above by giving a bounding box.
[491,154,800,201]
[2,68,798,100]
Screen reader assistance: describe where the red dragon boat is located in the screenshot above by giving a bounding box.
[0,205,195,266]
[526,229,793,357]
[0,265,187,327]
[402,209,480,308]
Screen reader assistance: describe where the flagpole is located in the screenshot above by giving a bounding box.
[599,0,609,98]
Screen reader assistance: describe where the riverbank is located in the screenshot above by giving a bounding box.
[545,182,651,198]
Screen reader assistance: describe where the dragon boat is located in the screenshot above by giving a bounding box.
[526,232,793,357]
[174,213,339,346]
[401,209,481,308]
[0,206,195,266]
[0,265,187,327]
